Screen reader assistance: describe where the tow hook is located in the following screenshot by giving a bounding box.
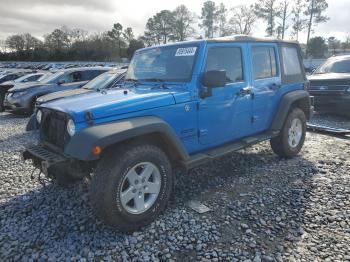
[30,167,50,186]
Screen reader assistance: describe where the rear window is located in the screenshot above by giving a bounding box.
[252,46,277,79]
[281,46,302,75]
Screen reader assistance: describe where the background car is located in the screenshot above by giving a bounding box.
[36,68,126,106]
[26,68,127,131]
[0,71,37,111]
[308,55,350,115]
[4,67,109,114]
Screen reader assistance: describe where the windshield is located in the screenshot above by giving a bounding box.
[83,71,120,90]
[126,44,198,82]
[40,71,64,83]
[37,73,53,82]
[315,59,350,74]
[14,74,39,83]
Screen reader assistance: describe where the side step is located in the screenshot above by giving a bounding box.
[307,123,350,136]
[186,130,279,169]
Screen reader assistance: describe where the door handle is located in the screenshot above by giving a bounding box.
[237,87,253,96]
[269,83,281,90]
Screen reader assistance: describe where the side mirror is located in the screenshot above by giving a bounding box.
[57,79,65,85]
[200,70,226,98]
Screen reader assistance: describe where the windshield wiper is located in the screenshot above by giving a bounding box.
[142,78,170,89]
[143,78,165,82]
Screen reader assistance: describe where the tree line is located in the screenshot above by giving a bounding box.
[0,0,345,61]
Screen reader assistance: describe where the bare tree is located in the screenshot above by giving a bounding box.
[172,5,196,41]
[199,1,218,38]
[276,0,292,39]
[216,3,230,37]
[254,0,279,36]
[291,0,308,40]
[304,0,329,56]
[230,5,257,35]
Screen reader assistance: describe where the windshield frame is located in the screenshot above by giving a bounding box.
[126,43,200,83]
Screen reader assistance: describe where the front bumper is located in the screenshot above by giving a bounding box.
[4,94,29,112]
[311,94,350,111]
[22,145,68,176]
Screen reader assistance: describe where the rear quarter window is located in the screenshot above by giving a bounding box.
[281,46,302,75]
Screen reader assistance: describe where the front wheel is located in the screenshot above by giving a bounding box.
[270,108,306,158]
[90,143,173,232]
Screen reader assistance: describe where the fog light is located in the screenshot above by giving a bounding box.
[36,110,42,124]
[67,119,76,136]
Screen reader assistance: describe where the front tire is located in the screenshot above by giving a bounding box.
[90,143,173,232]
[270,108,306,158]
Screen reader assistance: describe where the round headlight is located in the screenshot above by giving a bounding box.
[36,110,42,124]
[67,119,76,136]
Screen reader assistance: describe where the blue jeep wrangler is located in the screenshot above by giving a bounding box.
[22,36,311,232]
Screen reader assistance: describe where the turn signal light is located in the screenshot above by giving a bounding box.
[92,146,102,155]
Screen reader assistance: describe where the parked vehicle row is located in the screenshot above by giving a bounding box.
[0,62,125,71]
[0,66,126,114]
[21,36,312,232]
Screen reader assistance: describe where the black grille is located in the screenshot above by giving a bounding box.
[309,80,350,96]
[41,110,68,149]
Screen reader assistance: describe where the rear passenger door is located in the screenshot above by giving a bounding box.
[250,44,281,133]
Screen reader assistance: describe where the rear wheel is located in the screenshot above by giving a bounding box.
[90,143,173,232]
[270,108,306,158]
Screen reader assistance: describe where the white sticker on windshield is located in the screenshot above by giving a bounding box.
[175,47,197,56]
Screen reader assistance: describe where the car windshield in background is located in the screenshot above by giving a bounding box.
[14,74,37,83]
[37,73,53,82]
[315,59,350,74]
[126,45,198,82]
[83,72,119,90]
[40,71,64,83]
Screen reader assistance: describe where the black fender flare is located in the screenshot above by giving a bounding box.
[270,90,311,131]
[64,116,190,161]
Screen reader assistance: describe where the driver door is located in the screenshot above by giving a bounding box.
[198,43,254,146]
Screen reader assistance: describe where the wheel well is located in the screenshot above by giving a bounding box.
[101,132,184,166]
[291,97,310,119]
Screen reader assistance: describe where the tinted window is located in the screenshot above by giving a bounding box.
[281,46,302,75]
[252,47,277,79]
[205,47,244,83]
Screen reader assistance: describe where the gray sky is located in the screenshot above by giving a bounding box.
[0,0,348,43]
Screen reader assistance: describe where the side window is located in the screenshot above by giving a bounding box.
[281,46,302,75]
[72,72,82,82]
[59,73,74,83]
[26,75,36,82]
[205,46,244,83]
[252,46,278,80]
[81,70,99,81]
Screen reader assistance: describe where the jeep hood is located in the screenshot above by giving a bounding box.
[41,87,190,122]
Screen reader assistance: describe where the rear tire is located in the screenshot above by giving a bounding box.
[90,143,173,232]
[270,108,306,158]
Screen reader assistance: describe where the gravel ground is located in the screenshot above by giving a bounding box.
[1,112,350,262]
